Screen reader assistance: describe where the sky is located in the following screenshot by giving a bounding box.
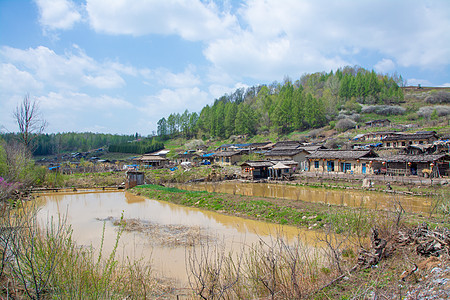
[1,0,449,136]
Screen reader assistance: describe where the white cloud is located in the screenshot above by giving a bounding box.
[35,0,82,30]
[146,66,202,89]
[374,59,396,73]
[0,63,43,92]
[441,83,450,87]
[208,82,249,100]
[406,78,432,87]
[34,91,135,133]
[85,0,238,41]
[139,87,209,118]
[203,0,450,81]
[39,91,133,111]
[0,45,131,91]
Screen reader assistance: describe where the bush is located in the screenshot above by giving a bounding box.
[335,119,357,132]
[417,105,450,118]
[425,91,450,104]
[361,105,406,115]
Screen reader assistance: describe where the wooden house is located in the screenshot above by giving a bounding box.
[175,152,201,165]
[240,161,273,179]
[358,131,400,142]
[306,149,378,175]
[212,150,244,166]
[133,155,169,168]
[382,131,439,148]
[265,145,324,171]
[365,119,391,127]
[370,154,450,177]
[240,159,298,180]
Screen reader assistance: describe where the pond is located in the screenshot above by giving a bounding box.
[35,190,318,286]
[175,181,431,214]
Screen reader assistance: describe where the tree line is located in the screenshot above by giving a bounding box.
[108,139,164,154]
[0,132,137,155]
[157,66,404,139]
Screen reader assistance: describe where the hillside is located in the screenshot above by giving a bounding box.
[156,66,450,145]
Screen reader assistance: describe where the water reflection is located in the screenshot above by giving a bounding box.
[36,190,315,285]
[176,182,431,214]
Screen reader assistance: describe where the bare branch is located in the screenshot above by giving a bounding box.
[13,94,47,151]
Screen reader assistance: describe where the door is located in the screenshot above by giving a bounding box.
[327,161,335,172]
[362,163,366,174]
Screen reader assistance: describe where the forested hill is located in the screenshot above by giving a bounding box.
[157,66,406,139]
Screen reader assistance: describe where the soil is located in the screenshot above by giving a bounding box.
[97,216,216,247]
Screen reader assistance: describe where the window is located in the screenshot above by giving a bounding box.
[314,161,319,168]
[419,141,424,144]
[386,142,391,147]
[341,163,351,172]
[402,142,406,146]
[225,157,230,163]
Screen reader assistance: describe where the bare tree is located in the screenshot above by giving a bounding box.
[14,94,47,151]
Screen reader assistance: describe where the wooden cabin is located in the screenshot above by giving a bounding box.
[133,155,169,168]
[241,161,273,179]
[306,149,378,175]
[212,150,243,166]
[382,131,439,148]
[370,154,450,177]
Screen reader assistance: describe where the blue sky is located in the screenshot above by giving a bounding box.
[1,0,449,135]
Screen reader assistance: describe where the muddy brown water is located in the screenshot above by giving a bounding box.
[34,190,319,286]
[175,182,431,214]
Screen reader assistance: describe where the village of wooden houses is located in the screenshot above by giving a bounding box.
[131,123,450,184]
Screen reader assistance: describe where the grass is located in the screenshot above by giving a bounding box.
[0,203,172,299]
[134,184,379,236]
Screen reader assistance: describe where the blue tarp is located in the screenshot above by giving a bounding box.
[202,153,215,157]
[169,167,178,171]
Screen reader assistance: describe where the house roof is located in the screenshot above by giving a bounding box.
[216,143,251,150]
[370,154,449,163]
[273,140,301,148]
[272,160,298,166]
[306,149,377,160]
[382,132,439,142]
[406,144,434,152]
[271,162,290,169]
[135,155,168,162]
[250,142,272,148]
[212,151,242,157]
[240,161,274,168]
[150,149,170,156]
[265,149,304,157]
[299,145,326,153]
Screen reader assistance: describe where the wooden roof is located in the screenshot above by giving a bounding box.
[135,155,168,162]
[240,161,274,168]
[299,145,326,153]
[370,154,449,163]
[265,149,303,156]
[212,151,242,157]
[383,132,439,142]
[306,149,377,160]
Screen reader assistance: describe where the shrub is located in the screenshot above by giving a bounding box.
[425,91,450,104]
[417,105,450,118]
[361,105,406,115]
[335,119,357,132]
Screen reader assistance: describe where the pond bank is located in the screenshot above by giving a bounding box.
[131,184,446,235]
